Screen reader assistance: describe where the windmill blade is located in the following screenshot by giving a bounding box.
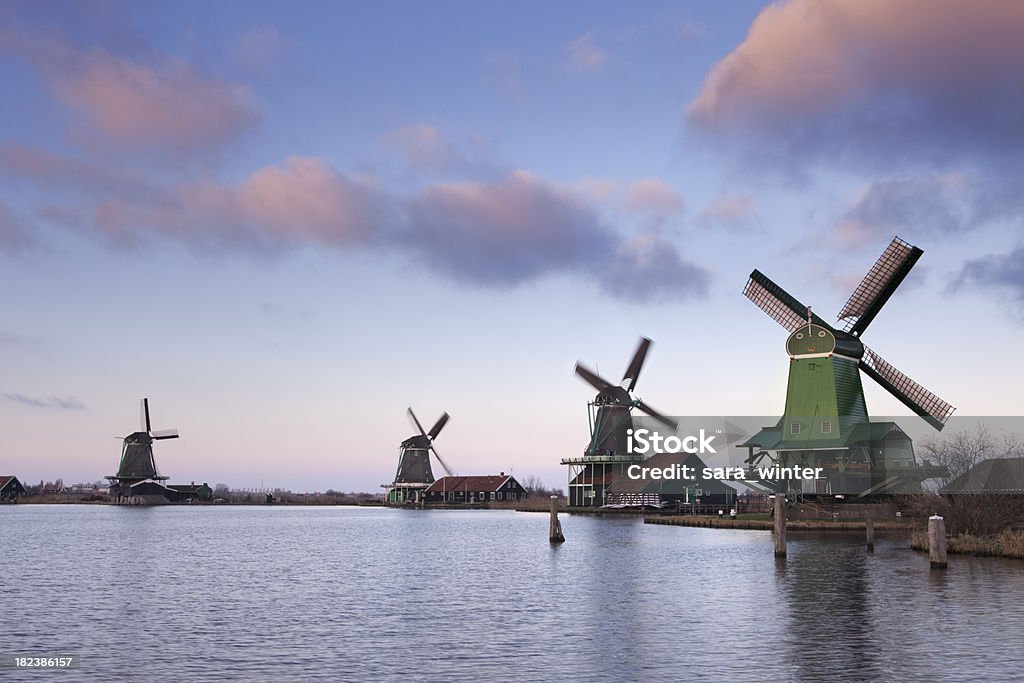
[622,337,651,392]
[744,270,832,332]
[407,407,427,437]
[635,399,678,431]
[430,445,454,477]
[141,398,151,433]
[859,345,955,431]
[574,362,613,393]
[152,429,179,440]
[428,412,450,440]
[837,237,922,336]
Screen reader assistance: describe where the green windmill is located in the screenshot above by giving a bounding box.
[741,237,954,498]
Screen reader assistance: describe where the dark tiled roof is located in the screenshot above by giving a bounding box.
[941,458,1024,493]
[424,475,514,494]
[0,476,23,492]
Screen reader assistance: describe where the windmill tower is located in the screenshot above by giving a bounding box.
[561,337,678,507]
[106,398,179,499]
[383,408,452,504]
[741,237,954,498]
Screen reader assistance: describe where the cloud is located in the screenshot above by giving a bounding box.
[0,202,37,253]
[61,156,388,251]
[686,0,1024,241]
[625,179,684,225]
[1,23,256,152]
[0,144,149,198]
[600,234,711,303]
[382,124,463,174]
[404,170,614,286]
[564,31,607,73]
[3,393,85,410]
[687,0,1024,158]
[836,174,974,246]
[953,246,1024,304]
[8,148,708,302]
[694,192,756,229]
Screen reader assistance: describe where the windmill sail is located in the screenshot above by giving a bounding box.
[427,413,449,440]
[622,337,650,392]
[141,398,151,433]
[838,237,923,336]
[860,345,955,430]
[744,270,832,332]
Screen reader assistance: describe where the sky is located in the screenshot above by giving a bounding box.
[2,0,1023,492]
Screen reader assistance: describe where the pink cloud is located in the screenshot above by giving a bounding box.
[57,53,255,150]
[66,156,384,250]
[7,146,709,301]
[564,31,607,73]
[687,0,1024,131]
[382,124,461,174]
[695,193,756,229]
[1,24,256,152]
[0,144,148,196]
[626,178,683,216]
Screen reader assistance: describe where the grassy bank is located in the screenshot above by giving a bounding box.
[910,529,1024,559]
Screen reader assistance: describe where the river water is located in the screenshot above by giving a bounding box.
[1,505,1023,682]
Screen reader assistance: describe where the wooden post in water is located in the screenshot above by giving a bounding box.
[928,515,947,569]
[773,493,786,558]
[866,518,875,552]
[549,495,565,543]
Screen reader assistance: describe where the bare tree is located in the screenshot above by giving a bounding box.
[521,475,545,493]
[919,424,1024,488]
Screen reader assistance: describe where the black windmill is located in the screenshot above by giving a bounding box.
[106,398,179,493]
[386,408,452,504]
[564,338,678,507]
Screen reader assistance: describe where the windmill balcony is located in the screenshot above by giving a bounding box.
[560,454,645,465]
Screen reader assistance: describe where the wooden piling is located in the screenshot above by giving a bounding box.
[928,515,947,569]
[773,493,786,558]
[549,495,565,543]
[866,518,875,552]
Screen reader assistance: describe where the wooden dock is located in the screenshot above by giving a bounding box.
[645,515,914,532]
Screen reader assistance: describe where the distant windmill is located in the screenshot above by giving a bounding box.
[741,236,954,496]
[107,398,179,487]
[574,337,678,456]
[564,337,678,507]
[385,408,452,504]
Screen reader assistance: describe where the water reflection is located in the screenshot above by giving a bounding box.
[779,535,879,681]
[1,506,1023,682]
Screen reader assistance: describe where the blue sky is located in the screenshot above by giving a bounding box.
[2,0,1023,491]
